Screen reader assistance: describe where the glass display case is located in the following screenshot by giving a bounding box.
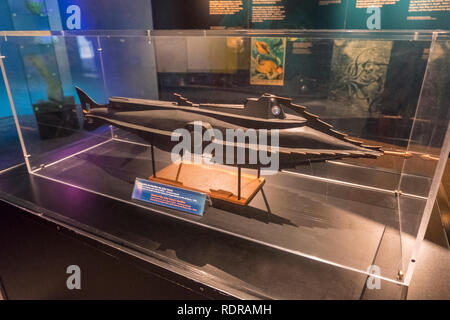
[0,29,449,298]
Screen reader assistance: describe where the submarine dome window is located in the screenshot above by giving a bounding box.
[269,97,283,118]
[271,105,282,116]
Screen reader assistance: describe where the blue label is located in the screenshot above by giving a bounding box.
[132,178,206,216]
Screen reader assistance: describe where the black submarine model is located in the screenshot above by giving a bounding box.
[75,87,383,170]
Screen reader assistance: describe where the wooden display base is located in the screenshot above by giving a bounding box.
[149,162,265,206]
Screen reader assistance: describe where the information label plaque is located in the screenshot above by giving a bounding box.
[132,178,207,216]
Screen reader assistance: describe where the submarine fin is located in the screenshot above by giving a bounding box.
[287,102,384,156]
[75,87,105,112]
[174,93,197,107]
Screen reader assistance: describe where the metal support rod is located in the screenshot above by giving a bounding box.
[238,166,241,200]
[257,167,261,179]
[0,52,32,172]
[151,145,156,178]
[260,188,271,214]
[175,162,183,182]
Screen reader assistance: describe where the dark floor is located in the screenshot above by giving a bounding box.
[0,119,448,299]
[1,163,405,299]
[34,138,426,283]
[0,199,232,300]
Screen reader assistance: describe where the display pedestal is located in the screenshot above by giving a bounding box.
[149,162,265,206]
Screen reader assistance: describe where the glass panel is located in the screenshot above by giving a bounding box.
[0,34,111,172]
[399,32,450,284]
[0,38,23,171]
[1,30,447,293]
[6,0,50,30]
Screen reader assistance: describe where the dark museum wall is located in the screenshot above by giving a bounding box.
[0,0,154,116]
[0,0,154,170]
[0,0,449,171]
[151,0,450,30]
[55,0,153,30]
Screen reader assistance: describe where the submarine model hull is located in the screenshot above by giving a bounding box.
[75,87,382,169]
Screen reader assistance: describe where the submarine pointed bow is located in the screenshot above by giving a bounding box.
[282,99,384,158]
